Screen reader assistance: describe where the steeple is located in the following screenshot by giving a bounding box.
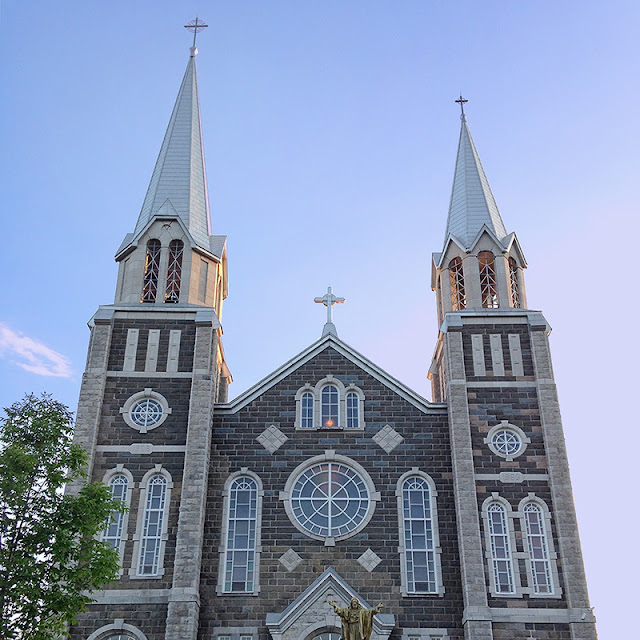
[443,114,508,250]
[132,50,211,251]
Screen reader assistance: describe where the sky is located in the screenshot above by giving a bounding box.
[1,1,638,637]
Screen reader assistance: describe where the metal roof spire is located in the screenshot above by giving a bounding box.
[442,98,508,250]
[132,20,211,251]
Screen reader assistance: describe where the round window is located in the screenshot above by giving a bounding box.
[290,462,370,538]
[491,429,522,457]
[129,398,164,429]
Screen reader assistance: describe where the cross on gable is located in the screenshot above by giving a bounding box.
[314,286,345,336]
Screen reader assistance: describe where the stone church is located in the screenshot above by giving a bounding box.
[69,38,597,640]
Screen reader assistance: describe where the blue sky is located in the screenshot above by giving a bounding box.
[1,1,638,637]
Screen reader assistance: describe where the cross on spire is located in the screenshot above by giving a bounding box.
[455,95,468,121]
[185,17,208,52]
[314,286,345,337]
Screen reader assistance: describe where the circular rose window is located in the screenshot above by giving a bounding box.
[491,429,522,457]
[129,398,164,429]
[290,461,371,539]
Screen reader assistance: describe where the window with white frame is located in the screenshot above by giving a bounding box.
[120,388,171,433]
[218,471,263,594]
[86,622,147,640]
[482,498,518,596]
[295,377,365,431]
[101,467,132,569]
[397,470,443,596]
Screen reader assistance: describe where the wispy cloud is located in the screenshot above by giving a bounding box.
[0,324,72,378]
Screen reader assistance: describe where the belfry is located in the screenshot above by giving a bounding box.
[70,26,597,640]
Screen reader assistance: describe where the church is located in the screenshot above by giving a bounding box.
[69,28,597,640]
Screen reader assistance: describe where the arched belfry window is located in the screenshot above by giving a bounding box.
[164,239,184,303]
[508,257,520,308]
[142,239,161,303]
[321,384,339,428]
[478,251,499,308]
[449,257,466,311]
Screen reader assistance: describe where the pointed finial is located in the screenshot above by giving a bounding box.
[455,95,468,121]
[314,286,345,337]
[185,17,208,56]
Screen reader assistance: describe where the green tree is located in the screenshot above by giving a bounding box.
[0,394,123,639]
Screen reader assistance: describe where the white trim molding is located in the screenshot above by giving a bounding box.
[401,628,449,640]
[119,388,172,433]
[484,421,530,461]
[130,465,173,579]
[396,469,445,596]
[86,619,149,640]
[217,468,264,596]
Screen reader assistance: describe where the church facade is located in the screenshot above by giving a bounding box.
[69,42,597,640]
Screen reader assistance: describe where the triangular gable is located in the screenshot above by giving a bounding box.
[215,333,438,414]
[265,567,395,640]
[434,233,468,269]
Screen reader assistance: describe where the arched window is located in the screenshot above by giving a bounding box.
[346,391,359,429]
[321,384,339,428]
[508,257,520,308]
[478,251,499,308]
[399,475,440,594]
[522,502,554,594]
[449,257,466,311]
[485,501,516,594]
[300,391,314,429]
[141,239,161,303]
[102,473,129,554]
[164,239,184,303]
[137,474,168,576]
[221,474,261,593]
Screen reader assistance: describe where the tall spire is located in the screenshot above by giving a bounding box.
[133,47,211,251]
[443,107,508,250]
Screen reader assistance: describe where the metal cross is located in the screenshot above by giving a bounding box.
[185,17,209,48]
[455,95,468,120]
[314,286,345,325]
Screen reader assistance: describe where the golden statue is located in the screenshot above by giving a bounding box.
[329,598,384,640]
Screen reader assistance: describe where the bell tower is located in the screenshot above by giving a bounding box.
[429,103,597,640]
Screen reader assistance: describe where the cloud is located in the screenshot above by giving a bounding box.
[0,324,72,378]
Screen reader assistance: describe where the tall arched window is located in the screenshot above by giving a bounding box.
[449,257,466,311]
[485,501,516,594]
[522,502,554,594]
[478,251,499,308]
[321,384,339,428]
[508,257,520,308]
[346,391,359,429]
[137,474,168,576]
[300,391,314,429]
[164,239,184,303]
[102,474,129,553]
[141,239,161,303]
[221,474,261,593]
[398,473,441,594]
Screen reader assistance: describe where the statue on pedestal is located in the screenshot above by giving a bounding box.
[329,598,384,640]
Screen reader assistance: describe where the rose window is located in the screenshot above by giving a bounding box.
[491,429,522,457]
[129,398,164,429]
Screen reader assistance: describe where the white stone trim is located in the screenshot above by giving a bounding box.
[123,329,139,372]
[119,388,172,433]
[130,464,173,579]
[395,469,445,596]
[401,628,449,640]
[167,329,181,373]
[280,451,380,546]
[100,465,134,576]
[217,468,263,596]
[508,334,524,376]
[517,494,563,598]
[489,334,504,376]
[295,384,316,430]
[213,627,260,640]
[471,334,486,376]
[484,421,530,461]
[481,494,523,598]
[145,329,161,372]
[86,620,149,640]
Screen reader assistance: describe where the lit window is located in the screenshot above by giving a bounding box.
[321,385,339,428]
[478,251,499,308]
[138,475,168,576]
[448,257,466,310]
[346,392,359,429]
[223,476,259,593]
[523,503,554,594]
[401,477,438,593]
[165,239,184,303]
[508,257,520,308]
[102,474,128,552]
[485,502,516,594]
[142,239,161,303]
[300,391,314,429]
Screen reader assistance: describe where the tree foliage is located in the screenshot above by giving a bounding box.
[0,394,123,639]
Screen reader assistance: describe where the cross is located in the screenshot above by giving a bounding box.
[314,286,345,325]
[455,94,468,120]
[184,17,208,49]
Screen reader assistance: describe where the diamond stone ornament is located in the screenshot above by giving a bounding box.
[279,548,302,572]
[257,424,288,453]
[372,425,404,453]
[357,548,382,572]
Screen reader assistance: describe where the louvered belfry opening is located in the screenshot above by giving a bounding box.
[142,239,161,303]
